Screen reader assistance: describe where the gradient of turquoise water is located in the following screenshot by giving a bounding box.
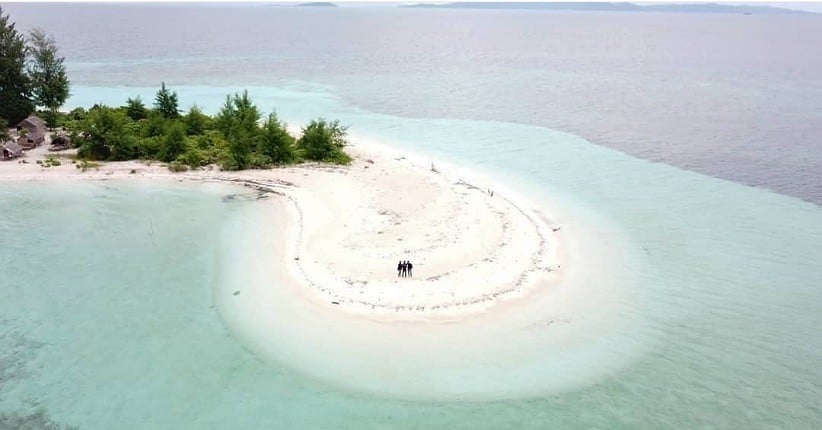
[1,83,820,428]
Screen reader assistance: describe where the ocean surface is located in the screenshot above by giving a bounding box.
[1,3,821,429]
[5,2,822,204]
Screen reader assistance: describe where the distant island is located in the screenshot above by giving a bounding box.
[298,2,337,7]
[402,2,811,14]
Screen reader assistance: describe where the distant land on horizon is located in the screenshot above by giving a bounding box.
[298,2,338,6]
[401,2,813,14]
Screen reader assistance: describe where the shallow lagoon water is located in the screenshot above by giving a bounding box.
[2,82,821,427]
[1,3,821,427]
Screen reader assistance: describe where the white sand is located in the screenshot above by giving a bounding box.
[3,137,654,400]
[0,137,562,319]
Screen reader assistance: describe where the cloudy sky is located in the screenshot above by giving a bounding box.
[7,0,822,13]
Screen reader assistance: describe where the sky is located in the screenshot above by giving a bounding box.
[3,0,821,14]
[734,2,822,12]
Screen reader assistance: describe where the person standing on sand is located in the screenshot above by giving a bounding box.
[397,260,403,278]
[401,260,408,278]
[407,261,413,277]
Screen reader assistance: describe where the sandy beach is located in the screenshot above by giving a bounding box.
[3,134,640,401]
[0,136,562,320]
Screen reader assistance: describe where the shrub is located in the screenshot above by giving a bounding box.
[259,113,297,165]
[67,107,87,121]
[76,160,100,172]
[135,136,162,160]
[43,155,61,167]
[178,143,208,168]
[159,122,186,162]
[296,119,351,164]
[75,106,136,160]
[168,161,188,172]
[184,105,211,135]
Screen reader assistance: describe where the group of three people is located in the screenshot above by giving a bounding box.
[397,260,413,278]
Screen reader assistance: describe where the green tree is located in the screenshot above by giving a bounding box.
[27,28,69,128]
[67,107,87,121]
[259,112,296,165]
[76,106,136,160]
[184,105,211,135]
[0,117,8,140]
[124,96,148,121]
[297,118,351,164]
[141,111,169,138]
[0,6,34,124]
[215,91,261,170]
[154,82,179,119]
[159,122,186,162]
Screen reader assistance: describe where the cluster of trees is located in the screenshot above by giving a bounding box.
[0,6,70,127]
[2,6,350,170]
[68,84,352,170]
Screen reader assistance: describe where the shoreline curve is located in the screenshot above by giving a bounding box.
[1,137,565,320]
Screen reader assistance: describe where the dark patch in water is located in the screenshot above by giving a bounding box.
[0,322,44,389]
[0,409,78,430]
[222,192,267,203]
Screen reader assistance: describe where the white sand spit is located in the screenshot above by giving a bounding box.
[0,138,561,319]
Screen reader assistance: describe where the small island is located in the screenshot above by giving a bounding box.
[401,2,809,14]
[0,5,560,319]
[2,86,559,318]
[298,2,337,7]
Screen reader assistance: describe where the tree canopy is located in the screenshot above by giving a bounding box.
[297,119,351,164]
[76,106,137,161]
[68,84,351,172]
[0,7,70,126]
[0,117,8,140]
[260,113,297,165]
[125,96,148,121]
[1,9,350,172]
[216,91,261,170]
[27,27,70,127]
[0,6,35,125]
[154,82,180,119]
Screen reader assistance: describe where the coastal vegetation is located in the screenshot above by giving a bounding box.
[0,6,69,126]
[65,84,351,170]
[1,6,351,170]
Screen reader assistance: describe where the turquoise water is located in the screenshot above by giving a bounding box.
[2,3,821,427]
[2,82,821,427]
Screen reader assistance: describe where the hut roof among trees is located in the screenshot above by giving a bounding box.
[18,130,45,147]
[2,140,23,158]
[27,130,44,141]
[50,133,71,149]
[16,115,47,133]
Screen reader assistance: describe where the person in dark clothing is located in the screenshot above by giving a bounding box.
[397,260,403,278]
[401,260,408,277]
[407,261,413,277]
